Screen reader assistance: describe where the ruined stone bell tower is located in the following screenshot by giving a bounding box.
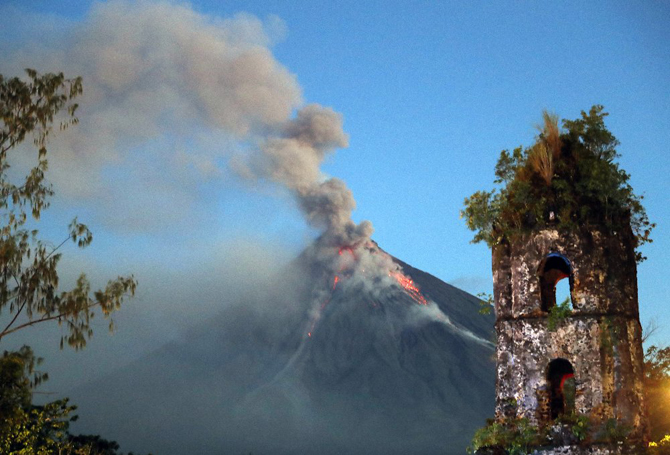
[464,107,654,453]
[492,222,648,448]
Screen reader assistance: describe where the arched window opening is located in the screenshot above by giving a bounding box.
[539,253,573,312]
[547,358,575,419]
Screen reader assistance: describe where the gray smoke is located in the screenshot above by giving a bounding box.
[0,0,440,333]
[0,0,437,340]
[2,0,388,257]
[3,0,380,261]
[1,0,302,230]
[249,104,373,246]
[0,4,498,454]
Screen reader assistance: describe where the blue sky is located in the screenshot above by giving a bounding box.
[1,0,669,384]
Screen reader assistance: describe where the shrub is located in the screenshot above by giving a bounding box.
[461,106,654,262]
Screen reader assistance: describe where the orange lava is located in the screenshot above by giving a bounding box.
[308,246,430,339]
[389,271,428,305]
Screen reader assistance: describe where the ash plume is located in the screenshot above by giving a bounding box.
[242,103,442,338]
[3,0,392,267]
[0,0,454,347]
[2,5,499,454]
[1,0,303,230]
[250,104,373,247]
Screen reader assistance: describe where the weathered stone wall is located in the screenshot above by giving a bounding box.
[492,228,648,443]
[494,228,639,318]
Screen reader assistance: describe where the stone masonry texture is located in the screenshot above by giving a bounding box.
[492,226,648,447]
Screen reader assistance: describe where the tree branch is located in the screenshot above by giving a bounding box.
[0,272,27,336]
[45,235,70,261]
[0,301,103,340]
[1,298,27,337]
[0,237,68,336]
[642,318,660,344]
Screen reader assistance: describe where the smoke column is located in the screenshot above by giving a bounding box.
[1,0,440,327]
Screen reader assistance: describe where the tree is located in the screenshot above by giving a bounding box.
[0,346,45,420]
[0,69,138,454]
[0,69,136,349]
[461,106,654,262]
[0,347,145,455]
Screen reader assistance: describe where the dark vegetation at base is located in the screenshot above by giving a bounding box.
[0,347,150,454]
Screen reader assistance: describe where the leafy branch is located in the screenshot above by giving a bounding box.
[0,69,137,350]
[547,296,572,331]
[461,106,655,262]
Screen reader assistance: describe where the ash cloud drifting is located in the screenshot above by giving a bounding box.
[3,0,398,285]
[2,0,434,333]
[2,0,377,247]
[2,0,303,230]
[1,5,499,453]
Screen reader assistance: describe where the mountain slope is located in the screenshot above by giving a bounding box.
[69,246,495,455]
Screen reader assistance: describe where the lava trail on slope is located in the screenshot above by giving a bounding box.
[69,241,495,455]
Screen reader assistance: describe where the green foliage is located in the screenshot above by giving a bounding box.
[554,411,590,442]
[477,292,494,315]
[462,190,500,246]
[0,345,79,454]
[68,434,151,455]
[0,346,48,423]
[0,70,80,225]
[471,343,667,453]
[0,398,88,455]
[68,435,121,455]
[469,412,599,454]
[469,417,543,455]
[546,296,572,331]
[461,106,654,262]
[469,408,659,453]
[645,345,670,383]
[0,69,137,349]
[0,346,146,455]
[0,69,145,455]
[598,418,632,445]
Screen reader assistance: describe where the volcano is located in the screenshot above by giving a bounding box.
[69,242,495,455]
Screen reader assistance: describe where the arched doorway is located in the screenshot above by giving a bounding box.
[539,253,573,312]
[547,358,575,419]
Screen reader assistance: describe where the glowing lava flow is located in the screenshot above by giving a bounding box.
[307,248,431,338]
[389,271,429,305]
[307,247,356,338]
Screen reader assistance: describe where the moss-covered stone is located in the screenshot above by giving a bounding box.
[491,227,648,448]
